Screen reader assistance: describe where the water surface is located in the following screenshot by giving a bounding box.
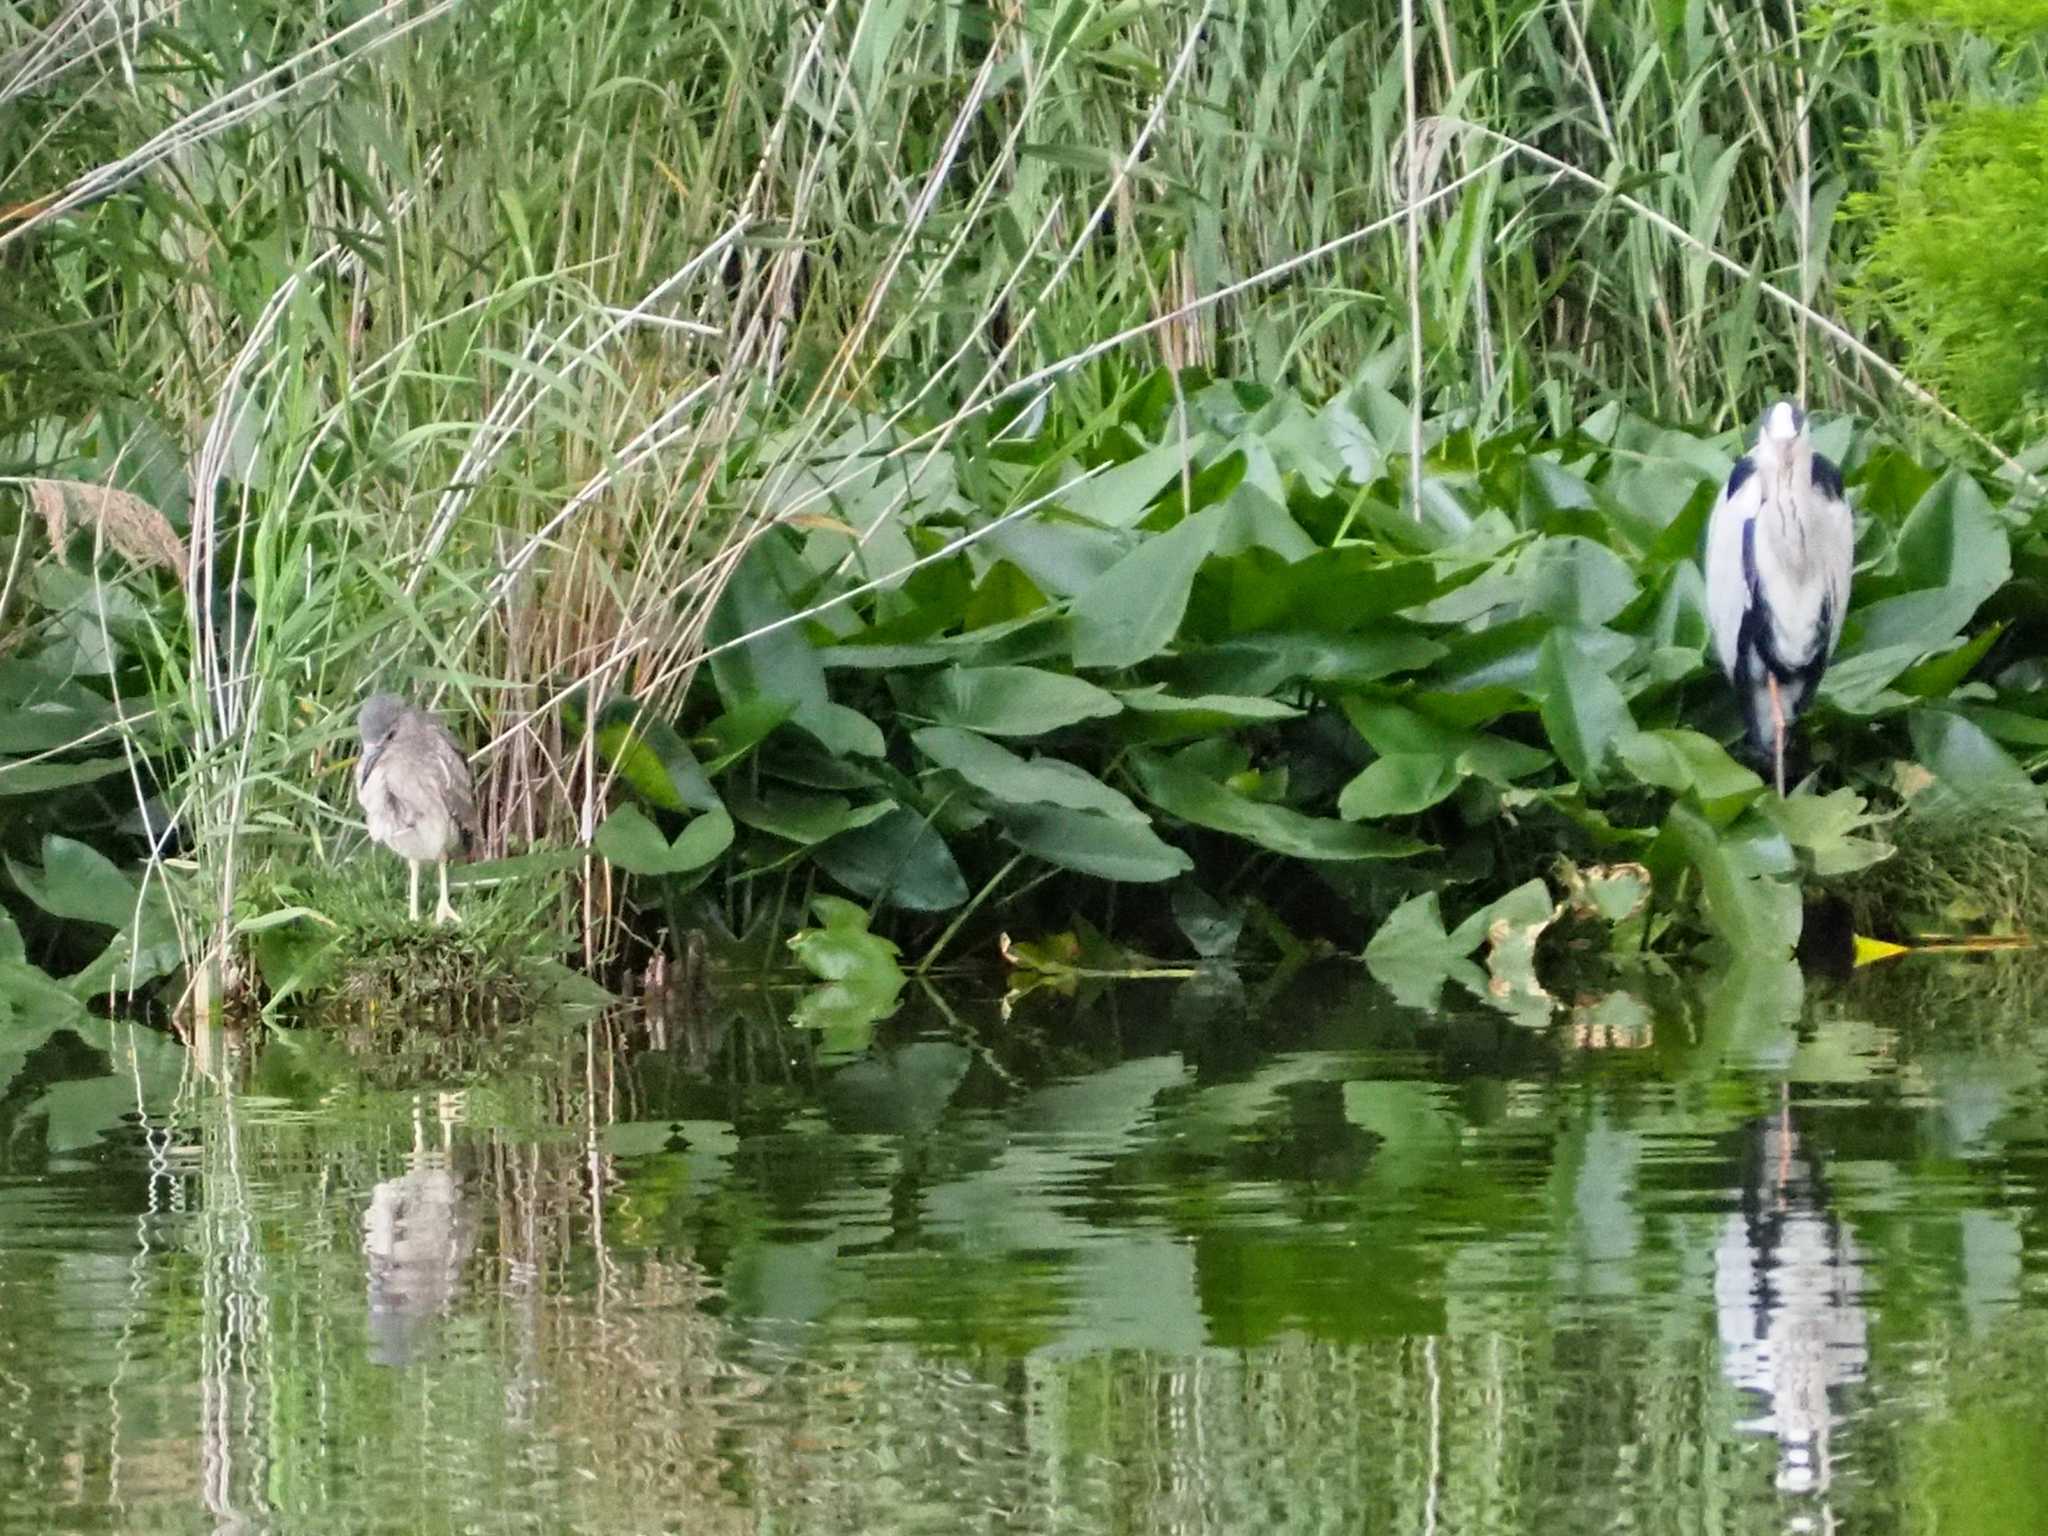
[0,959,2043,1532]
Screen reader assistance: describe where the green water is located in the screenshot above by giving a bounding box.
[0,959,2043,1533]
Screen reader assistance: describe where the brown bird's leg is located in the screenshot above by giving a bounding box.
[408,861,422,923]
[434,860,459,926]
[1767,675,1787,798]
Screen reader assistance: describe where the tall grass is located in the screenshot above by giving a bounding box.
[0,0,2037,981]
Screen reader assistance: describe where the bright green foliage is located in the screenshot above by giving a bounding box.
[558,373,2034,983]
[1858,95,2048,439]
[787,895,907,1053]
[1889,0,2048,40]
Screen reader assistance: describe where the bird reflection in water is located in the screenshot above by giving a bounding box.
[364,1094,477,1367]
[1714,1085,1868,1506]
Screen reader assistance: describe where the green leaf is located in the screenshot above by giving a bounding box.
[1113,687,1304,743]
[1907,708,2048,829]
[0,701,116,754]
[1338,753,1463,818]
[788,894,903,979]
[10,835,140,927]
[0,757,131,796]
[1532,629,1633,789]
[1069,507,1224,669]
[706,538,884,757]
[997,803,1192,882]
[1170,883,1244,958]
[1162,631,1446,694]
[1336,699,1552,819]
[0,912,86,1031]
[786,897,909,1056]
[1615,728,1764,821]
[1060,439,1203,528]
[593,804,734,876]
[912,726,1145,821]
[1846,471,2008,656]
[1893,623,2003,699]
[1362,891,1482,1009]
[1131,750,1428,861]
[697,696,797,775]
[910,665,1123,736]
[588,697,720,813]
[725,785,893,845]
[1514,535,1639,627]
[814,808,968,910]
[1758,788,1895,878]
[1662,803,1801,957]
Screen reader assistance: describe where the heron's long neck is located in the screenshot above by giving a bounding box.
[1759,457,1821,570]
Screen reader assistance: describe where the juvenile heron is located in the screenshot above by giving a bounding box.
[356,694,479,924]
[1704,400,1854,797]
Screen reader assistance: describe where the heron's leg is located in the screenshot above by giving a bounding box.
[434,860,459,926]
[1767,675,1787,798]
[407,860,422,923]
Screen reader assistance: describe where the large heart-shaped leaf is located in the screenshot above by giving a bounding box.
[1531,629,1634,788]
[912,726,1145,821]
[593,805,734,876]
[1069,507,1224,669]
[996,804,1192,882]
[814,808,968,910]
[909,665,1123,737]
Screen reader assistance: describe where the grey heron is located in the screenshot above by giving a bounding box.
[356,694,479,924]
[1703,401,1854,797]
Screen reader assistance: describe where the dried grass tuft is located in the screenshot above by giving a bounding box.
[25,477,189,581]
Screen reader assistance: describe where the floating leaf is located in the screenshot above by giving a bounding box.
[787,895,905,1051]
[1363,891,1485,1010]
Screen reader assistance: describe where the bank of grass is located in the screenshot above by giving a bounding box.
[1844,816,2048,942]
[237,856,577,1010]
[1,0,2044,989]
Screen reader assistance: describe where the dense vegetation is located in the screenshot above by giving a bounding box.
[3,0,2048,1019]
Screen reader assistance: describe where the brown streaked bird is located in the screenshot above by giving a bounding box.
[355,693,479,925]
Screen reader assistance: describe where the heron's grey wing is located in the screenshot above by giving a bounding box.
[1812,452,1854,658]
[1703,456,1757,678]
[426,724,480,845]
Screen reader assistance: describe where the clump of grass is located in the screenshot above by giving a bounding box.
[1840,813,2048,941]
[239,859,572,1013]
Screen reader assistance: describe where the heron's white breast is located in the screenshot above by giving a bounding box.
[1753,486,1850,667]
